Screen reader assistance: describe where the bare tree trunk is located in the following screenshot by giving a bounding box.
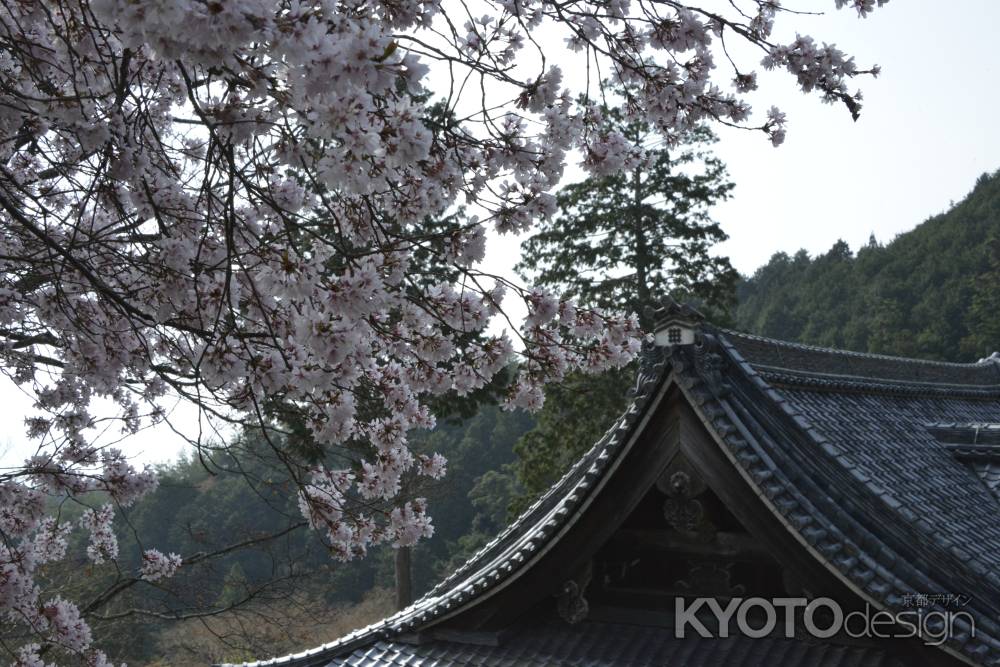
[394,546,412,610]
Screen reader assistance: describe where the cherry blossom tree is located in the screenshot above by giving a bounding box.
[0,0,886,663]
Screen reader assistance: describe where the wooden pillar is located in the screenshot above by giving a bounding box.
[395,546,413,610]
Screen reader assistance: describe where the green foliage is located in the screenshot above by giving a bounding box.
[737,169,1000,361]
[216,562,250,608]
[965,238,1000,356]
[517,118,737,325]
[508,367,632,515]
[405,405,534,594]
[509,112,737,510]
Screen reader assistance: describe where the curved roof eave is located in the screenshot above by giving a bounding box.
[678,329,1000,667]
[218,346,676,667]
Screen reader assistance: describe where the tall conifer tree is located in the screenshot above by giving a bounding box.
[509,109,737,511]
[517,115,737,329]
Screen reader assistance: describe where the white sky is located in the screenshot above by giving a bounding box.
[3,0,999,467]
[711,0,1000,274]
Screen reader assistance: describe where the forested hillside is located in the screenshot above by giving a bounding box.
[735,170,1000,361]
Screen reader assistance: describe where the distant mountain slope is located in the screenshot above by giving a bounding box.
[735,169,1000,362]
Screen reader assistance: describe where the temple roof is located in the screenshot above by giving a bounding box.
[326,619,910,667]
[224,308,1000,667]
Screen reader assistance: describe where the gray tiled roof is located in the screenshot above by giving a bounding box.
[329,619,910,667]
[720,330,1000,387]
[970,461,1000,495]
[683,328,1000,666]
[224,320,1000,667]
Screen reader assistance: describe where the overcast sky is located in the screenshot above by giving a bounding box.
[3,0,998,467]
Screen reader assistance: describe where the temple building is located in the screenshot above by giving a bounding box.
[227,300,1000,667]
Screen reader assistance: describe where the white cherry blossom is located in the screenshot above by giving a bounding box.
[0,0,886,661]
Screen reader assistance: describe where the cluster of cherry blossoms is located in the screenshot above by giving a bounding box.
[297,457,444,559]
[1,482,177,667]
[139,550,183,583]
[0,0,886,662]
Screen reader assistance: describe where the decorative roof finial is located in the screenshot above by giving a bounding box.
[648,296,704,347]
[976,351,1000,365]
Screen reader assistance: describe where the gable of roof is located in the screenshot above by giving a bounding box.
[681,327,1000,666]
[223,310,1000,667]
